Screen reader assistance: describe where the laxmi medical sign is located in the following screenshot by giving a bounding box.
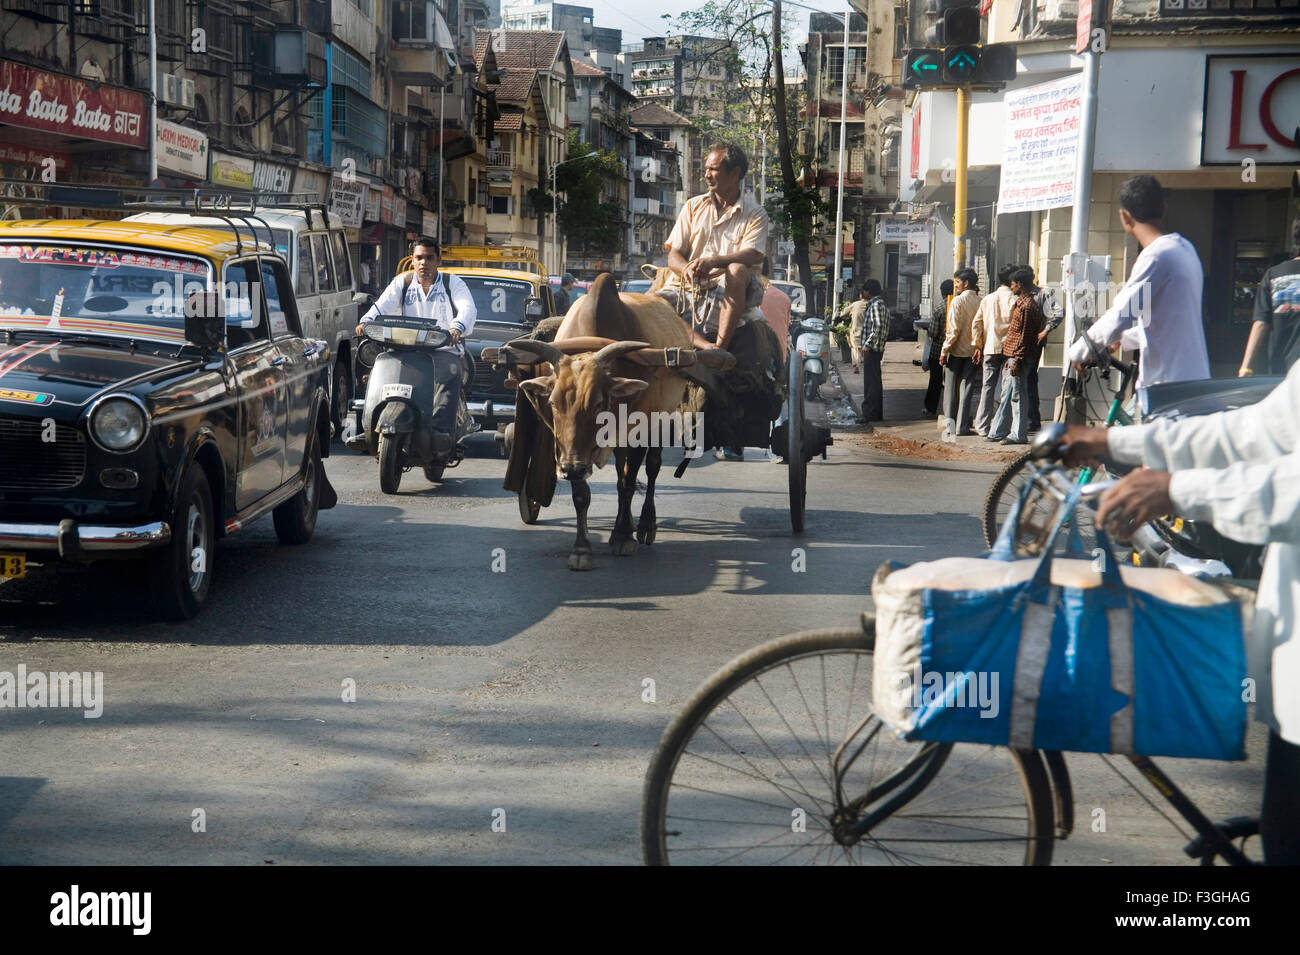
[156,119,208,179]
[0,60,146,148]
[997,74,1083,216]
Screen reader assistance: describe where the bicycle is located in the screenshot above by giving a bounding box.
[982,352,1137,554]
[640,428,1260,866]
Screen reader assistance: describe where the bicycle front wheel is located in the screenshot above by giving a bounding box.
[641,626,1054,865]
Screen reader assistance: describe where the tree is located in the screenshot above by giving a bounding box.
[664,1,820,309]
[530,130,626,259]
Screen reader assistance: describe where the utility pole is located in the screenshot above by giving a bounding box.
[829,6,849,325]
[148,0,158,183]
[954,85,970,269]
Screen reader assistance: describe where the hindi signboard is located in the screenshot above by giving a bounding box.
[0,61,146,149]
[997,74,1083,216]
[329,178,368,228]
[875,218,930,254]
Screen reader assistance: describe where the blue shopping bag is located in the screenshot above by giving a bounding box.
[872,484,1248,759]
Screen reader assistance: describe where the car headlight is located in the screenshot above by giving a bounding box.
[89,395,149,453]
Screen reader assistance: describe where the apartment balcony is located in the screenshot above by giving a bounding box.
[632,197,661,215]
[392,45,446,86]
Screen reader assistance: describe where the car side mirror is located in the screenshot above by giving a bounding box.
[352,291,369,305]
[524,296,545,322]
[184,290,225,350]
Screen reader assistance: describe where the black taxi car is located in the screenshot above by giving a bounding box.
[0,220,337,619]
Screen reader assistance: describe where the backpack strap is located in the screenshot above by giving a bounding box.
[401,271,413,317]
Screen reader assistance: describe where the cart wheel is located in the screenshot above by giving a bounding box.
[518,486,541,524]
[787,358,806,534]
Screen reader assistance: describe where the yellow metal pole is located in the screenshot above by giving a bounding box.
[954,84,970,269]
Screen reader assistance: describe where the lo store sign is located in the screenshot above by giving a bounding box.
[1203,54,1300,165]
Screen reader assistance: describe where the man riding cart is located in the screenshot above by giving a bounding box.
[653,143,784,459]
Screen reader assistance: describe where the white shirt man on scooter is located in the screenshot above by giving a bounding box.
[358,236,477,451]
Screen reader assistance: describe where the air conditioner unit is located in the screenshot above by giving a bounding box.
[179,77,196,109]
[158,72,179,105]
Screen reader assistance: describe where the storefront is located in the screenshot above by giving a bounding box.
[900,41,1299,376]
[0,58,147,211]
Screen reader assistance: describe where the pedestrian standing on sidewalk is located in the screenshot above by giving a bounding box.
[840,284,868,374]
[860,279,890,421]
[972,265,1016,436]
[1027,266,1064,432]
[1239,217,1300,378]
[987,267,1044,445]
[924,279,952,416]
[939,268,982,438]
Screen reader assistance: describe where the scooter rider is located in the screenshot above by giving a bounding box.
[357,236,476,453]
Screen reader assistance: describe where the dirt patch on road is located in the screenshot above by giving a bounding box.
[839,430,1024,463]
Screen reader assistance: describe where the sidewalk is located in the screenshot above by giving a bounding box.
[824,339,1025,463]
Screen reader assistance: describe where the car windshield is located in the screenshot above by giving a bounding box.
[621,280,651,293]
[0,243,211,343]
[774,281,807,312]
[456,275,537,324]
[552,282,587,300]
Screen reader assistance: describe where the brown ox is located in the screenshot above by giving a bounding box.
[511,273,697,570]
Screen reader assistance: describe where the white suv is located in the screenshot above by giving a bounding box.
[124,207,367,435]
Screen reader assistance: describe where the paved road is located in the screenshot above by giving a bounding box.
[0,433,1265,864]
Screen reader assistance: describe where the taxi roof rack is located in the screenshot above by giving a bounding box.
[0,178,334,255]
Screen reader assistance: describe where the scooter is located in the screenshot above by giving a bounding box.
[793,314,829,401]
[344,315,478,493]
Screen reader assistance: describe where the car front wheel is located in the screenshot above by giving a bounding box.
[151,464,214,621]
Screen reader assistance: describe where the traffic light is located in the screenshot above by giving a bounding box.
[942,45,979,84]
[902,48,943,89]
[973,42,1017,84]
[924,0,981,46]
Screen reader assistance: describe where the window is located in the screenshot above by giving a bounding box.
[894,21,906,60]
[260,257,301,338]
[331,232,354,290]
[296,235,317,296]
[489,195,512,215]
[312,234,336,292]
[391,1,433,41]
[349,0,372,16]
[225,260,268,350]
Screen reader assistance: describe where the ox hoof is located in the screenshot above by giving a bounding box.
[568,551,594,571]
[636,523,657,546]
[610,536,637,557]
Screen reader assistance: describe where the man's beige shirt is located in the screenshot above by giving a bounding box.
[972,285,1016,354]
[664,190,769,290]
[941,289,982,359]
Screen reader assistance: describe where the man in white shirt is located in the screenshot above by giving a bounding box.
[357,236,477,447]
[1065,365,1300,863]
[1067,176,1210,392]
[663,143,769,352]
[971,265,1016,436]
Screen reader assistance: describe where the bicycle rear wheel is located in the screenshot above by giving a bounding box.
[982,453,1101,556]
[641,626,1054,865]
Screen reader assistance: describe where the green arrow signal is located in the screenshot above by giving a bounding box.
[916,60,938,72]
[948,52,975,69]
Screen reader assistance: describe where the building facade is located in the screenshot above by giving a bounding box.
[898,0,1300,384]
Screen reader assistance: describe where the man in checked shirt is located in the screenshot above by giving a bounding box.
[859,279,891,422]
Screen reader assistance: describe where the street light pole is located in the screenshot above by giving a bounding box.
[438,79,446,243]
[830,5,849,327]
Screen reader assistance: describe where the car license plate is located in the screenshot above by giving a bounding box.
[382,383,413,399]
[0,553,26,579]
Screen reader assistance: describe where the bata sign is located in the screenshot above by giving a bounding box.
[0,61,146,148]
[1203,54,1300,165]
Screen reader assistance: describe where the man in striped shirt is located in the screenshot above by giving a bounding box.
[860,279,891,421]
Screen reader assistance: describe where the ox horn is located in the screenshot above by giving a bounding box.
[590,340,652,368]
[507,338,566,365]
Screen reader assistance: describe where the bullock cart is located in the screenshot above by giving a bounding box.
[482,277,830,569]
